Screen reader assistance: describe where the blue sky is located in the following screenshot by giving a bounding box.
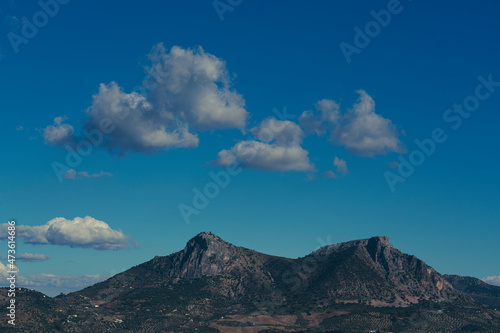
[0,0,499,295]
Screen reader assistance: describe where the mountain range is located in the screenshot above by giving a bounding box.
[1,232,499,332]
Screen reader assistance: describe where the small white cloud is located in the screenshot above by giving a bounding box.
[333,157,348,176]
[63,169,77,179]
[332,91,405,156]
[0,262,109,296]
[0,216,131,250]
[0,261,18,276]
[15,125,23,131]
[79,171,113,178]
[64,169,113,179]
[299,91,405,156]
[323,170,337,178]
[298,110,320,135]
[215,118,315,172]
[299,99,339,136]
[17,253,50,262]
[316,99,341,123]
[482,276,500,286]
[42,116,74,146]
[323,157,348,179]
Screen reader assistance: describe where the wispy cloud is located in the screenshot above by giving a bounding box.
[323,170,336,179]
[0,262,110,296]
[482,276,500,286]
[63,169,113,179]
[323,157,348,179]
[334,157,348,176]
[18,253,50,262]
[0,253,50,262]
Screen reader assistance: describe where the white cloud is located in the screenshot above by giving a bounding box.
[0,262,19,278]
[0,262,109,296]
[299,99,340,136]
[299,90,405,156]
[17,253,50,262]
[17,273,108,296]
[298,110,319,134]
[79,171,112,178]
[333,157,348,176]
[63,169,112,179]
[85,82,199,154]
[0,216,131,250]
[323,170,337,178]
[63,169,77,179]
[332,91,404,156]
[44,44,247,155]
[146,44,248,130]
[215,118,314,172]
[482,276,500,286]
[42,116,74,146]
[323,157,348,179]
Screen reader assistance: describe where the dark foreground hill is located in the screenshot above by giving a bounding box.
[1,232,499,332]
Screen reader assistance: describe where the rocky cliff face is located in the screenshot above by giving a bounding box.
[310,236,464,306]
[164,231,238,278]
[138,231,279,298]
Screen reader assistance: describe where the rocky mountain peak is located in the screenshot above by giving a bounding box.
[370,235,391,245]
[191,231,225,241]
[163,232,237,278]
[185,231,233,251]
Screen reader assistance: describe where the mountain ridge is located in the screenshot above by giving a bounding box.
[1,231,499,332]
[77,231,467,307]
